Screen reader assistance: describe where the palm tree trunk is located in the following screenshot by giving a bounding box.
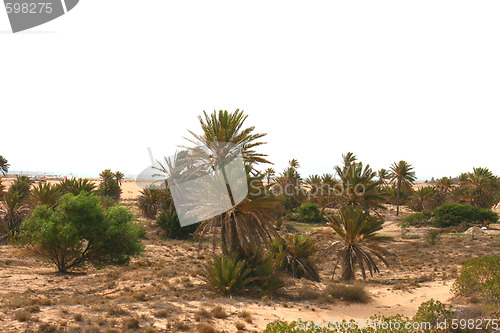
[218,162,240,255]
[396,180,401,216]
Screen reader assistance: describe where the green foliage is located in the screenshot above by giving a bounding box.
[18,193,144,272]
[453,256,500,305]
[293,203,324,223]
[455,167,500,209]
[203,251,283,295]
[432,202,498,228]
[1,190,29,234]
[401,210,432,226]
[58,178,96,195]
[321,206,391,280]
[333,153,385,211]
[0,155,9,176]
[325,283,369,303]
[98,169,122,202]
[9,175,33,200]
[156,210,199,240]
[389,160,416,216]
[30,183,61,208]
[270,234,320,281]
[263,315,415,332]
[202,254,251,295]
[137,187,170,219]
[427,229,440,245]
[413,299,454,327]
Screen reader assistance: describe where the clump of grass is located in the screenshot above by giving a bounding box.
[173,320,190,331]
[14,309,32,322]
[239,310,253,323]
[194,308,213,321]
[427,229,440,245]
[154,310,169,318]
[325,283,369,303]
[73,313,83,322]
[211,305,228,319]
[122,317,140,329]
[235,321,246,330]
[107,306,130,317]
[196,323,216,333]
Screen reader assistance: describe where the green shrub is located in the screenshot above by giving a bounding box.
[427,229,440,245]
[412,299,454,327]
[202,255,251,295]
[432,203,498,228]
[453,256,500,305]
[18,193,144,272]
[401,210,432,226]
[294,203,324,223]
[156,210,199,240]
[270,234,320,281]
[264,314,416,332]
[203,251,283,295]
[325,283,369,303]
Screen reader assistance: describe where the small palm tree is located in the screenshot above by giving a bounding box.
[58,178,96,195]
[319,206,391,280]
[0,155,9,176]
[410,186,439,212]
[389,161,416,216]
[114,171,125,186]
[270,234,320,281]
[30,183,61,208]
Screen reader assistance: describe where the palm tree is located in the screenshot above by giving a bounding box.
[275,165,303,210]
[389,161,416,216]
[99,169,115,188]
[436,177,453,197]
[410,186,439,212]
[185,110,280,256]
[264,168,275,186]
[58,178,96,195]
[318,206,391,280]
[305,174,322,196]
[0,155,9,176]
[30,183,61,208]
[378,168,390,188]
[457,167,500,209]
[289,158,300,169]
[114,171,125,186]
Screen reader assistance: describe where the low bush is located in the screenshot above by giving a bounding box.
[401,210,432,226]
[432,203,498,228]
[293,203,324,223]
[202,251,283,295]
[156,210,199,240]
[270,234,320,281]
[413,299,454,327]
[453,256,500,305]
[325,283,369,303]
[18,193,144,272]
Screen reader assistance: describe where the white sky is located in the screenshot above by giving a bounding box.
[1,1,499,180]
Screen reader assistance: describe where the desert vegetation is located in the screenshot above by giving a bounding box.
[0,111,499,332]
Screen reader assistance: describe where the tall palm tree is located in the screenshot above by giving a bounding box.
[185,110,280,256]
[333,153,385,211]
[0,155,9,176]
[275,165,303,210]
[389,161,416,216]
[264,168,275,186]
[318,206,391,280]
[289,158,300,170]
[114,171,125,186]
[378,168,390,188]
